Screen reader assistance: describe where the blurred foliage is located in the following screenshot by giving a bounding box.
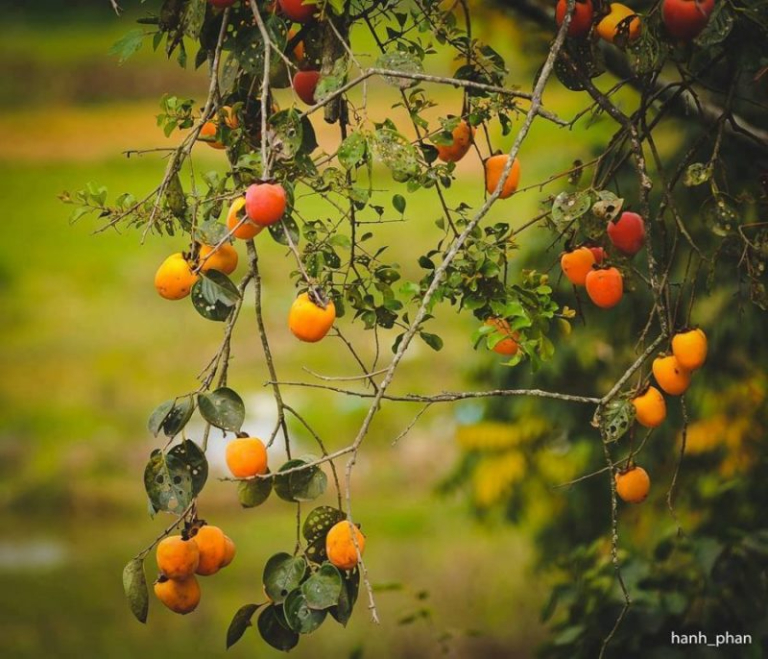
[444,0,768,655]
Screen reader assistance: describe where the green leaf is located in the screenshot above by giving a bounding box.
[302,506,345,543]
[269,215,301,247]
[695,3,734,47]
[553,624,585,646]
[182,0,206,38]
[143,449,194,515]
[165,172,187,218]
[197,387,245,432]
[303,506,345,563]
[263,553,307,604]
[226,603,261,649]
[419,332,444,351]
[257,605,299,652]
[392,194,406,214]
[602,399,635,443]
[168,440,208,497]
[122,558,149,624]
[191,270,240,322]
[338,132,368,170]
[283,590,327,634]
[627,25,668,76]
[591,191,624,223]
[314,57,349,104]
[552,191,592,225]
[270,109,304,159]
[220,53,240,93]
[274,458,327,502]
[301,563,343,610]
[330,568,360,627]
[372,128,420,180]
[684,163,713,187]
[147,396,194,438]
[704,194,740,237]
[376,51,424,89]
[109,29,145,65]
[238,475,273,508]
[197,219,229,245]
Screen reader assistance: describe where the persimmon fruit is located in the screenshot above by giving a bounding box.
[226,437,268,478]
[485,155,521,199]
[200,121,224,150]
[652,355,691,396]
[293,70,321,105]
[289,292,336,342]
[194,525,228,577]
[278,0,316,23]
[585,267,624,308]
[561,247,596,286]
[484,318,520,356]
[436,120,475,163]
[154,253,199,301]
[662,0,715,40]
[588,246,607,264]
[615,466,651,503]
[154,575,201,614]
[198,107,238,150]
[597,3,642,43]
[227,197,262,240]
[607,211,646,255]
[221,536,237,568]
[671,328,707,371]
[326,521,366,570]
[198,243,238,275]
[631,385,667,428]
[245,182,287,227]
[156,535,200,579]
[556,0,595,37]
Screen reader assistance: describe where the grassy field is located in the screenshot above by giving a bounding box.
[0,5,616,658]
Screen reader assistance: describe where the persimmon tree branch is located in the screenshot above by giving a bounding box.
[300,67,566,125]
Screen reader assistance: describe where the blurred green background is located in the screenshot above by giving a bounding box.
[0,2,629,658]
